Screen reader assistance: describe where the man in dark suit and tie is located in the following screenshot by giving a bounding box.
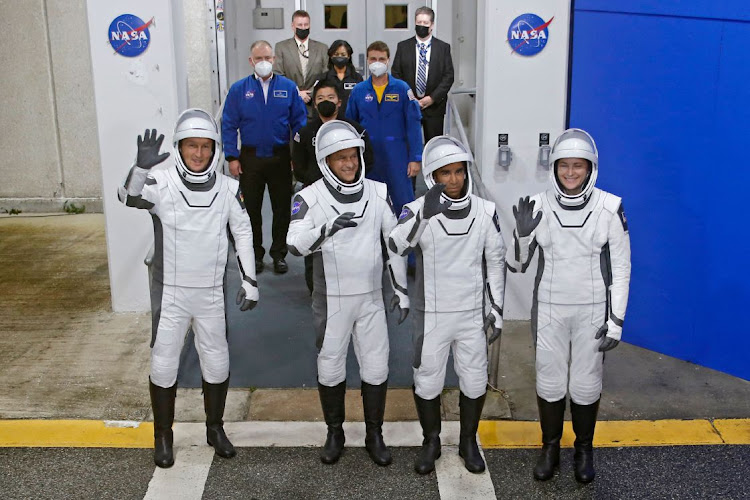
[392,6,455,146]
[273,10,329,117]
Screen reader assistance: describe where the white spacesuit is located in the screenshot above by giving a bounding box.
[118,109,259,468]
[507,128,631,483]
[286,120,409,467]
[388,136,506,475]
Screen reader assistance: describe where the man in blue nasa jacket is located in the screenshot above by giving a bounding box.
[346,41,423,221]
[223,40,307,274]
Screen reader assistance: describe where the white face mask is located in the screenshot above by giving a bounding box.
[368,61,387,77]
[254,60,273,78]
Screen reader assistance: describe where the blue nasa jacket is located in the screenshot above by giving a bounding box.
[345,75,423,167]
[222,74,307,159]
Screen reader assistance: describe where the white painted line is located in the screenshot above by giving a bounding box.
[170,421,462,447]
[143,446,215,500]
[435,445,496,500]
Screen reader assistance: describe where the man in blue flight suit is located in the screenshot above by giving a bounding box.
[346,41,423,224]
[223,40,307,274]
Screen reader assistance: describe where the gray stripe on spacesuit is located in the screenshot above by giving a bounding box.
[288,245,303,257]
[413,309,425,369]
[145,177,157,186]
[442,202,471,219]
[177,170,217,191]
[388,265,408,295]
[414,245,425,311]
[312,252,328,351]
[437,217,475,236]
[178,190,219,208]
[323,179,364,203]
[521,239,539,273]
[406,211,422,243]
[552,210,592,228]
[530,247,545,347]
[388,237,399,254]
[309,225,327,252]
[610,313,624,327]
[149,214,165,348]
[123,166,135,190]
[600,242,612,328]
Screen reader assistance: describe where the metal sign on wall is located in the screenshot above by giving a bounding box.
[507,13,554,56]
[108,14,154,57]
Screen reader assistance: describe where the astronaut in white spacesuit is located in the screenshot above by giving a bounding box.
[118,109,259,468]
[286,120,410,467]
[388,136,506,475]
[507,128,631,483]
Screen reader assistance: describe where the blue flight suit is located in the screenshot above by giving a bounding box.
[346,75,423,219]
[222,74,306,159]
[222,74,306,261]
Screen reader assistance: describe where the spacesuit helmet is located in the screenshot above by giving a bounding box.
[422,135,473,210]
[549,128,598,207]
[173,108,222,184]
[315,120,365,194]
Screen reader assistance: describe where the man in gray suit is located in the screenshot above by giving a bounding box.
[273,10,329,116]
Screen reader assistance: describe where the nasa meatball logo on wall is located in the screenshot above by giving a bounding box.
[109,14,154,57]
[507,13,554,56]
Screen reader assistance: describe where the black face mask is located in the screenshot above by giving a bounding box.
[317,100,338,118]
[331,56,349,69]
[415,25,430,38]
[296,28,310,40]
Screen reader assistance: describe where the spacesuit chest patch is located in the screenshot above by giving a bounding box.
[291,196,309,220]
[273,90,288,98]
[384,94,399,102]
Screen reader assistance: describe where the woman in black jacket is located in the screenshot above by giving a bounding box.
[317,40,363,118]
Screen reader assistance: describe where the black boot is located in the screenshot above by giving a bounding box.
[413,388,442,474]
[318,381,346,464]
[533,395,566,480]
[361,381,392,466]
[571,398,600,483]
[458,391,486,473]
[203,377,236,459]
[149,378,176,468]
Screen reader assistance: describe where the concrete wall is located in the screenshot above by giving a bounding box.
[0,0,101,212]
[0,0,217,213]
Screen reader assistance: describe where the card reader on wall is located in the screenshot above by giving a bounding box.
[538,132,551,169]
[498,134,512,168]
[253,8,283,29]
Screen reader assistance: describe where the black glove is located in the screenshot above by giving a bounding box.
[236,280,259,312]
[136,129,170,169]
[512,196,542,238]
[389,295,409,324]
[422,183,452,219]
[326,212,358,236]
[595,324,619,352]
[484,313,502,345]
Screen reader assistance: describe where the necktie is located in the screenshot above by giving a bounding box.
[416,43,428,97]
[299,42,309,79]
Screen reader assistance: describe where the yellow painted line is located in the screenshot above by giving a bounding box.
[0,419,748,448]
[0,420,153,448]
[479,419,750,449]
[713,419,750,445]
